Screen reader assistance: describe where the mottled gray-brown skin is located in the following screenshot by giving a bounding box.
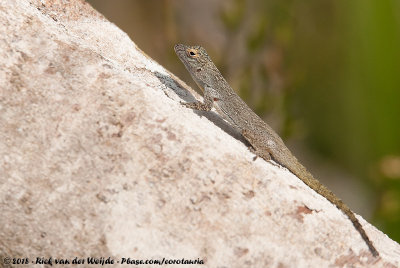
[174,43,379,257]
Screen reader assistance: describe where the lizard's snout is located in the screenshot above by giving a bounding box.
[174,44,185,53]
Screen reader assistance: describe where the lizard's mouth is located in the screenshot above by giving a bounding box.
[174,44,186,61]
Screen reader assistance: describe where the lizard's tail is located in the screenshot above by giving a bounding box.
[287,159,379,257]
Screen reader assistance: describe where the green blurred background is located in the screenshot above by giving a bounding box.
[87,0,400,243]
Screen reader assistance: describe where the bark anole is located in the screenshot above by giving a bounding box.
[174,43,379,257]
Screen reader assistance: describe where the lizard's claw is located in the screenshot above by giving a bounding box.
[181,101,211,111]
[180,101,195,109]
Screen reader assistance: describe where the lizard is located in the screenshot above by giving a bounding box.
[174,43,379,257]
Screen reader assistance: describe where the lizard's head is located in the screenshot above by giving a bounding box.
[174,44,217,90]
[174,44,211,72]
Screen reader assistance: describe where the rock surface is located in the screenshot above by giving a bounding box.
[0,0,399,267]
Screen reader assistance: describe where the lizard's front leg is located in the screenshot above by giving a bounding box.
[181,85,216,111]
[181,99,212,111]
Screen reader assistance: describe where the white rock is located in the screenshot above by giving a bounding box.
[0,0,399,267]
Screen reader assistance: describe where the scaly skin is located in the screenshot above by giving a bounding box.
[174,43,379,257]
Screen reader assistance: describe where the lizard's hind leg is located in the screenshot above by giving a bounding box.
[241,129,272,162]
[247,145,259,161]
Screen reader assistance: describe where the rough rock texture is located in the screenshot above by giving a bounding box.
[0,0,399,267]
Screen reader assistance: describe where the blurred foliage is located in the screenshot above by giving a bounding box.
[219,0,400,242]
[88,0,400,243]
[344,0,400,243]
[220,0,246,32]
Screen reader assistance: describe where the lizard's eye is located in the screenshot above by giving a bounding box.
[187,48,199,58]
